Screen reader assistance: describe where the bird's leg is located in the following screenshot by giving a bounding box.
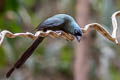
[56,30,64,33]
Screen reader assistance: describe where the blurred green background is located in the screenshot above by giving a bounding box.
[0,0,120,80]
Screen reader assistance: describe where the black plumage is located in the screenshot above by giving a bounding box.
[6,14,82,78]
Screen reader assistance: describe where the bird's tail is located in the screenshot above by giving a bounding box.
[6,37,44,78]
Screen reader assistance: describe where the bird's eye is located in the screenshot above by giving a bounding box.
[74,29,78,34]
[74,29,82,36]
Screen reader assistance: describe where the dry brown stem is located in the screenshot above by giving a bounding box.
[0,30,74,46]
[0,11,120,46]
[81,11,120,45]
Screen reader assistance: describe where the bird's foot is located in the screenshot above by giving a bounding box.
[56,30,64,33]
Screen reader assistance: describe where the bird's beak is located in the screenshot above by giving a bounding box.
[75,36,81,42]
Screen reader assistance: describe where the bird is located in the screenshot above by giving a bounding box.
[6,14,82,78]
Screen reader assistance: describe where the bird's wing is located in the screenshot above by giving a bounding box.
[36,17,65,30]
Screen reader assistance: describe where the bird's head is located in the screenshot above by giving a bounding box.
[53,14,82,42]
[74,28,82,42]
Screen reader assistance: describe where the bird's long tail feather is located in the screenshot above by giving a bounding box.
[6,37,44,78]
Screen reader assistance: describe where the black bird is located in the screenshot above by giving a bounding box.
[6,14,82,78]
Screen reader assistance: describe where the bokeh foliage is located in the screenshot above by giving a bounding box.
[0,0,120,80]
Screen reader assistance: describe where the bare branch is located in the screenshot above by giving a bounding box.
[0,30,74,46]
[82,11,120,45]
[0,11,120,46]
